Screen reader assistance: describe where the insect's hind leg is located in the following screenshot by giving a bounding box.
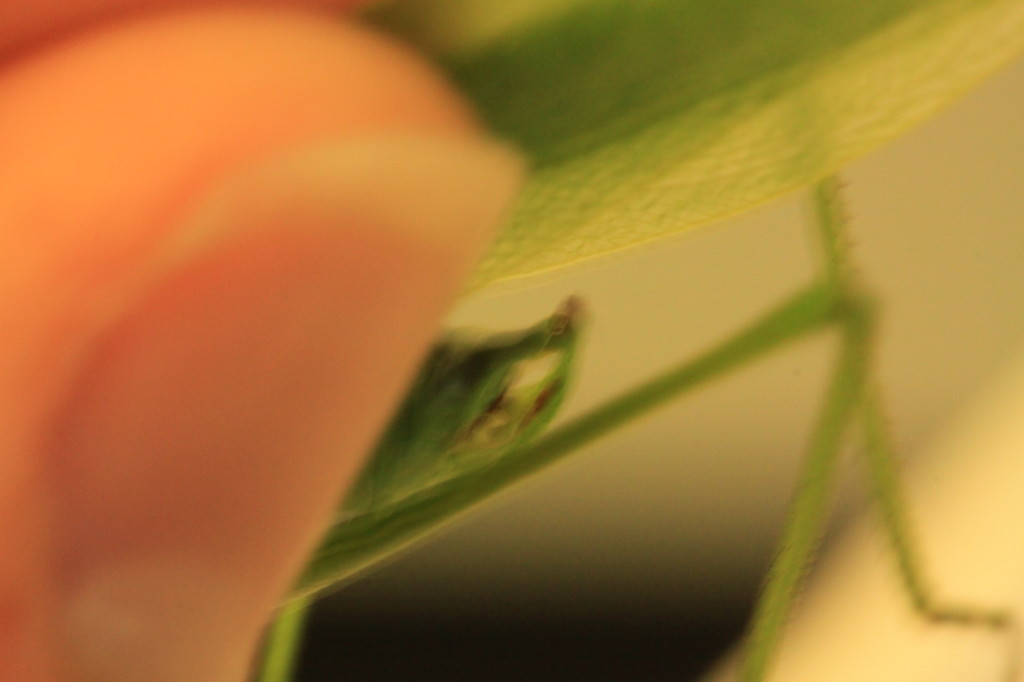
[860,389,1020,681]
[738,286,873,682]
[742,174,1019,681]
[820,173,1019,679]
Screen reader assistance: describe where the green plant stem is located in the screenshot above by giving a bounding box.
[256,595,312,682]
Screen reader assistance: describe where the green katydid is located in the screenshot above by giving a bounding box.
[255,177,1019,682]
[248,1,1024,677]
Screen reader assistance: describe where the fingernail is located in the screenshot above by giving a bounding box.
[48,133,522,681]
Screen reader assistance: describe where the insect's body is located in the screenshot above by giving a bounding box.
[269,182,1018,682]
[342,297,585,516]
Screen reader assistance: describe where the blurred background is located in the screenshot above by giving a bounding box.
[296,54,1024,681]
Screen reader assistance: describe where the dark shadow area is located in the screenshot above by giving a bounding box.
[295,602,748,682]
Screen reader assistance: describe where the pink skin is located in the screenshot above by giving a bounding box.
[1,0,370,57]
[0,3,517,680]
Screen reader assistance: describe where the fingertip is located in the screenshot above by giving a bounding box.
[47,131,521,681]
[0,7,519,680]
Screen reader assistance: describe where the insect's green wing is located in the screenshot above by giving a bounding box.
[297,298,585,594]
[369,0,1024,289]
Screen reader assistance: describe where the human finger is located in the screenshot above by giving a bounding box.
[0,7,520,680]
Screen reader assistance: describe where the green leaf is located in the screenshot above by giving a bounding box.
[368,0,1024,288]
